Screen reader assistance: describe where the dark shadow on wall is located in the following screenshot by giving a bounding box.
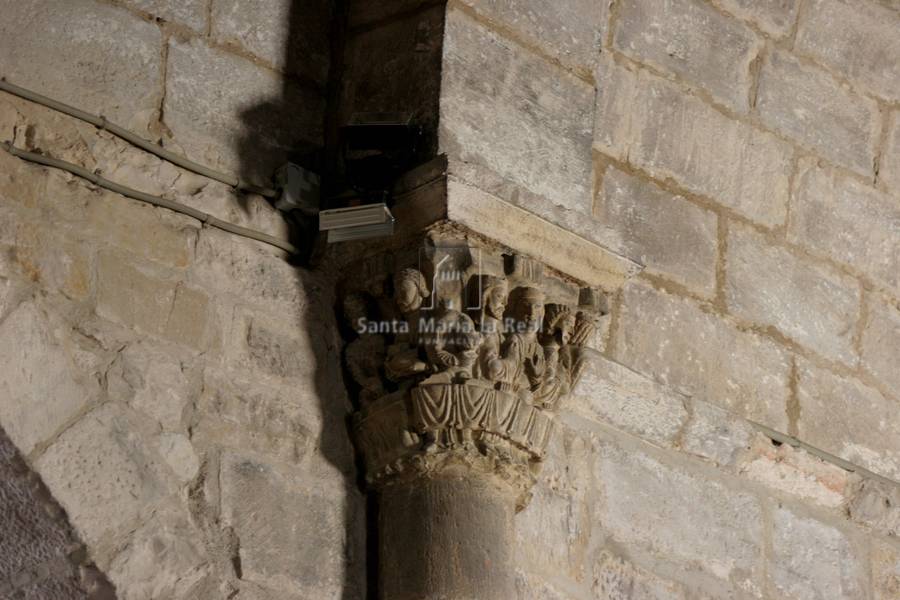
[0,424,117,599]
[236,1,370,599]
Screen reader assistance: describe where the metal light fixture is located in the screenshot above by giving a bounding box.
[319,203,395,242]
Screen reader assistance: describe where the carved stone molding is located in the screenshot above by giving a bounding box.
[338,236,607,507]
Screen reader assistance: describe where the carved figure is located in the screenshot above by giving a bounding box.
[423,306,481,384]
[488,287,546,395]
[533,303,577,410]
[385,268,430,381]
[470,275,509,380]
[342,293,387,405]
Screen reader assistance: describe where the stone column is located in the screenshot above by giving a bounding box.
[333,235,611,599]
[379,475,517,599]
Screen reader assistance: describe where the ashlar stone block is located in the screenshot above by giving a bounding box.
[770,506,865,600]
[613,280,791,430]
[796,0,900,102]
[757,50,879,177]
[726,224,861,365]
[594,57,793,227]
[613,0,762,112]
[790,160,900,295]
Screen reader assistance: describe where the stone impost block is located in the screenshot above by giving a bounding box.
[757,50,879,177]
[715,0,800,37]
[612,0,761,112]
[595,166,718,297]
[770,506,865,599]
[797,358,900,481]
[594,57,793,227]
[613,280,791,429]
[725,224,861,365]
[796,0,900,102]
[212,0,330,84]
[790,160,900,295]
[861,295,900,397]
[0,0,162,134]
[440,8,595,215]
[597,441,764,589]
[121,0,207,31]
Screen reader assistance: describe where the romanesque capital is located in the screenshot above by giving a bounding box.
[337,237,607,507]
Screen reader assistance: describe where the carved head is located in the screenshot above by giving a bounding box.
[473,275,509,321]
[394,268,430,314]
[509,287,545,334]
[543,304,577,346]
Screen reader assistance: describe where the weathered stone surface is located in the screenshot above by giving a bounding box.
[596,441,763,588]
[441,8,595,214]
[613,0,761,112]
[848,479,900,537]
[883,111,900,194]
[189,228,304,317]
[873,541,900,600]
[97,252,212,351]
[757,50,879,176]
[455,0,606,72]
[861,295,900,395]
[790,160,900,294]
[191,369,319,464]
[680,400,755,468]
[739,438,850,508]
[7,223,92,301]
[0,302,97,455]
[514,570,582,600]
[726,224,861,365]
[613,280,791,429]
[595,166,718,296]
[106,342,198,432]
[594,58,793,227]
[716,0,800,37]
[121,0,207,31]
[36,404,176,552]
[212,0,331,83]
[517,426,593,581]
[0,0,162,133]
[569,355,689,448]
[770,506,865,599]
[164,37,324,180]
[796,0,900,102]
[219,451,359,596]
[106,508,209,600]
[797,358,900,481]
[593,551,686,600]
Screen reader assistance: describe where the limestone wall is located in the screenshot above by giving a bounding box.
[0,0,898,599]
[437,0,900,598]
[0,1,364,599]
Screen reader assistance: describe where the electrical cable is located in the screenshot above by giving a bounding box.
[1,142,298,256]
[0,77,278,198]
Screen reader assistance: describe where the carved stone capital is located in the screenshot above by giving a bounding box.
[337,235,608,507]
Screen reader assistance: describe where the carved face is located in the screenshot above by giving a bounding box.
[395,269,428,314]
[513,288,545,333]
[486,282,508,319]
[559,313,577,345]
